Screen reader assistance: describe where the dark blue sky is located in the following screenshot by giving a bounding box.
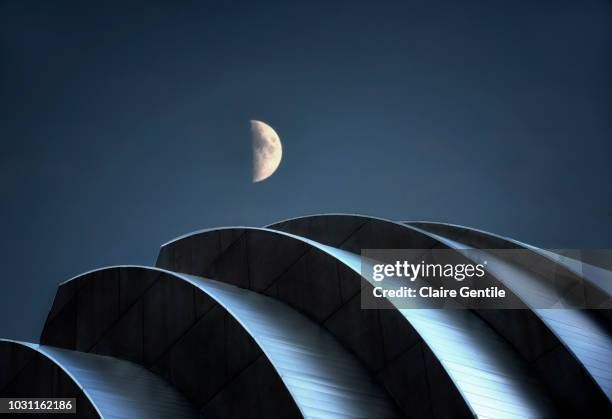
[1,0,611,341]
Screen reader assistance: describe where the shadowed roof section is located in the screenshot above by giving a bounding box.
[270,214,612,414]
[157,226,471,417]
[407,221,612,403]
[407,221,612,300]
[8,213,610,417]
[40,266,398,418]
[182,273,399,418]
[157,224,558,418]
[0,339,198,419]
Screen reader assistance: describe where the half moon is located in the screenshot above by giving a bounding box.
[251,120,282,182]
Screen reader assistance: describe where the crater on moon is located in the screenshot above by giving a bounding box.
[251,120,282,183]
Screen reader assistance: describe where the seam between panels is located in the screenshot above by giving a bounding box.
[85,271,163,354]
[149,292,220,368]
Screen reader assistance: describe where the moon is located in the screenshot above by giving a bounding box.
[251,120,282,183]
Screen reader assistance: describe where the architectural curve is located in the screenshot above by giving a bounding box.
[407,221,612,402]
[0,339,197,419]
[2,213,609,418]
[407,221,612,300]
[156,225,558,418]
[40,266,398,418]
[268,213,612,414]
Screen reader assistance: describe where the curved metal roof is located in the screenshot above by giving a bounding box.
[271,214,569,416]
[407,221,612,298]
[408,222,612,402]
[157,226,471,417]
[180,273,399,418]
[157,223,558,418]
[41,266,398,418]
[271,214,612,413]
[0,339,198,419]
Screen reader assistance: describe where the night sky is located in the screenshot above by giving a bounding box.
[1,1,610,341]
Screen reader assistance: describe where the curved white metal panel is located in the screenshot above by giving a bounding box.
[1,339,198,419]
[406,221,612,299]
[412,225,612,401]
[175,273,399,419]
[45,266,399,418]
[268,214,566,417]
[162,222,557,418]
[324,249,556,418]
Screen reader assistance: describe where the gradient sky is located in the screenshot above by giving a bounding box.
[1,0,611,341]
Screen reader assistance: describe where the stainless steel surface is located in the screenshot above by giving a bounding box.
[271,214,612,412]
[1,339,198,419]
[10,213,610,417]
[406,220,612,297]
[41,266,399,418]
[177,274,399,418]
[161,220,558,418]
[156,226,471,417]
[413,224,612,401]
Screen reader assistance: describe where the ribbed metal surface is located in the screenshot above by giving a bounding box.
[406,220,612,297]
[536,249,612,296]
[420,229,612,401]
[268,214,559,417]
[403,309,554,418]
[6,214,611,417]
[175,274,399,418]
[2,339,198,419]
[155,227,473,417]
[538,309,612,398]
[319,247,555,418]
